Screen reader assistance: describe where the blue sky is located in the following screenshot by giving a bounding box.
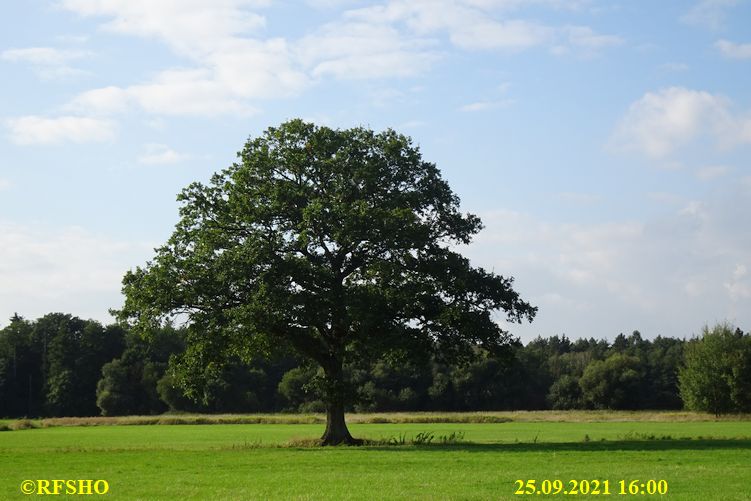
[1,0,750,341]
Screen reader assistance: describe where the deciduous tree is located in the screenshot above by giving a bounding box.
[679,323,751,415]
[117,120,536,444]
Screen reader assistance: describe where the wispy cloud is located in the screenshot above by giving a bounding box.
[297,21,440,80]
[465,197,751,339]
[59,0,271,52]
[552,25,623,56]
[1,46,91,79]
[5,116,116,145]
[724,264,750,301]
[695,165,730,180]
[55,0,620,118]
[681,0,740,30]
[137,144,189,165]
[715,39,751,59]
[305,0,359,9]
[610,87,751,158]
[0,179,11,191]
[396,120,427,129]
[65,86,130,115]
[342,1,549,51]
[0,221,153,323]
[292,0,622,87]
[342,1,619,55]
[59,0,306,116]
[458,99,515,112]
[659,62,690,72]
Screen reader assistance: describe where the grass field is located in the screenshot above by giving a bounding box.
[2,413,750,500]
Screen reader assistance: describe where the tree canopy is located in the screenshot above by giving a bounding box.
[679,323,751,416]
[117,120,536,444]
[4,313,746,419]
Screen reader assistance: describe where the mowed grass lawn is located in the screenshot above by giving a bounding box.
[2,417,750,500]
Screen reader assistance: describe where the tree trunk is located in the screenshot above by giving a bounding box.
[320,359,361,446]
[321,398,360,445]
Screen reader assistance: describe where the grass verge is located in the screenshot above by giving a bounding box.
[3,410,750,430]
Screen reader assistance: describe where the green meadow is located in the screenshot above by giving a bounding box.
[2,413,750,500]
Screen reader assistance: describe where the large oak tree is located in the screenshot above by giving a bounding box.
[117,120,536,444]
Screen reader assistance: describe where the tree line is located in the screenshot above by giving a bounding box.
[0,313,749,418]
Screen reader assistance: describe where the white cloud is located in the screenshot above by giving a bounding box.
[462,198,751,340]
[659,62,690,72]
[447,18,552,51]
[298,21,439,80]
[611,88,726,157]
[368,87,406,107]
[60,0,307,116]
[206,39,308,98]
[396,119,427,129]
[65,86,130,115]
[715,39,751,59]
[611,87,751,158]
[695,165,730,180]
[558,25,623,54]
[306,0,360,8]
[679,200,709,222]
[138,144,189,165]
[5,115,117,145]
[454,0,593,10]
[56,34,90,44]
[458,99,514,112]
[497,81,512,92]
[335,0,618,62]
[345,1,551,51]
[1,47,88,65]
[70,61,312,116]
[724,264,750,301]
[681,0,740,30]
[0,221,153,324]
[0,179,11,191]
[59,0,270,53]
[287,0,619,88]
[1,46,91,79]
[128,68,258,116]
[56,0,619,116]
[67,70,259,117]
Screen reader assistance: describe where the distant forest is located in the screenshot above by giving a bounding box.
[1,313,749,418]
